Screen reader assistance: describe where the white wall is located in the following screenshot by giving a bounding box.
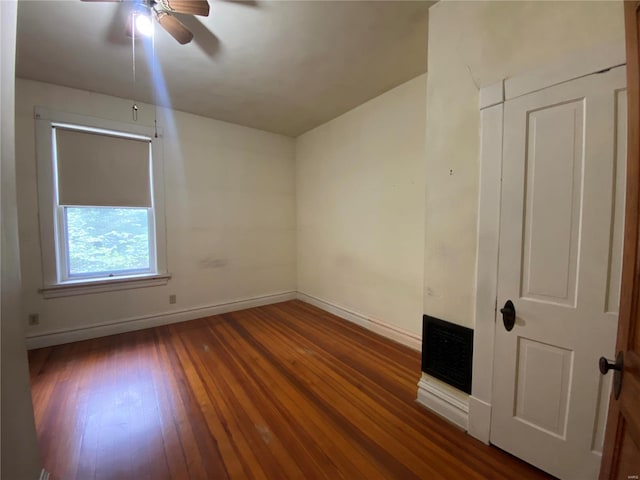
[16,79,296,344]
[415,0,626,433]
[296,74,426,338]
[424,0,625,328]
[1,1,43,478]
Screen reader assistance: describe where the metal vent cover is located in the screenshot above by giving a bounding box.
[421,315,473,394]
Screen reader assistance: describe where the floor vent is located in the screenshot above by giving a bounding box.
[421,315,473,394]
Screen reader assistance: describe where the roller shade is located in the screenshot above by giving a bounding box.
[55,127,152,207]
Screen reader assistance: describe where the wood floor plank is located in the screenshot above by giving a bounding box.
[212,317,392,480]
[182,324,307,479]
[145,330,189,480]
[204,323,340,480]
[159,326,231,480]
[29,300,553,480]
[257,309,497,479]
[227,310,475,480]
[75,337,111,480]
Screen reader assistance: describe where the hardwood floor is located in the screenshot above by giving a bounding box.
[29,300,552,480]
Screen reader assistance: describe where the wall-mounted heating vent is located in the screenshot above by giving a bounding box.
[421,315,473,394]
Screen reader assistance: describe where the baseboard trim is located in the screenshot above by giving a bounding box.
[468,395,492,444]
[296,292,421,351]
[416,376,469,431]
[25,291,297,349]
[27,291,422,351]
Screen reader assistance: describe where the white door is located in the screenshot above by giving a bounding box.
[491,66,627,480]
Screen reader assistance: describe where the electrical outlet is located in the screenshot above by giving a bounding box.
[28,314,39,326]
[169,294,177,305]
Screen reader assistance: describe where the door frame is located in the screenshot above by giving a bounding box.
[469,41,626,444]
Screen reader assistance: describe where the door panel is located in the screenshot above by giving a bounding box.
[605,89,627,316]
[492,66,626,480]
[522,100,584,306]
[514,338,573,438]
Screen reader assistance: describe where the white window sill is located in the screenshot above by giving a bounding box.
[39,273,171,299]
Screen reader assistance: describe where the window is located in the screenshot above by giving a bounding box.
[35,108,169,297]
[65,206,151,277]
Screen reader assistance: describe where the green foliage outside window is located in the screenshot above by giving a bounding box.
[66,207,150,276]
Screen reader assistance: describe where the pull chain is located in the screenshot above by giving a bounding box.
[152,19,159,137]
[131,11,136,84]
[132,11,138,121]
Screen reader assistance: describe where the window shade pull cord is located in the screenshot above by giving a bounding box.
[152,20,158,138]
[132,10,137,122]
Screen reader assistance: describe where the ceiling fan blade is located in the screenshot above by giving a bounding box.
[156,0,210,17]
[155,12,194,44]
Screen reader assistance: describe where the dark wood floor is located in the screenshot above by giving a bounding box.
[29,300,552,480]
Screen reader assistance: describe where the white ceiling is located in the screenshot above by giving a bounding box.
[16,0,431,137]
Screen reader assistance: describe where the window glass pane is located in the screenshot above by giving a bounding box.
[65,207,151,277]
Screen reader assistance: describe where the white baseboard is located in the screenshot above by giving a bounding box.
[296,292,421,351]
[25,291,297,349]
[27,290,422,353]
[468,395,492,444]
[416,375,469,431]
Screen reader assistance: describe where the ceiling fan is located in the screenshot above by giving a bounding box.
[82,0,210,45]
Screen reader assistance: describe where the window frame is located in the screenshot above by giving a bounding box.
[35,107,169,298]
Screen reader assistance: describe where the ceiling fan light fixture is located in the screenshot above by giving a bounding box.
[134,12,153,37]
[81,0,206,45]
